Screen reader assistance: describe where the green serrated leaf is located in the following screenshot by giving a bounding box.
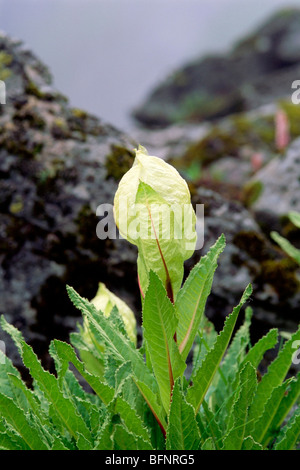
[66,285,156,393]
[70,331,105,378]
[201,399,223,450]
[251,381,290,445]
[212,307,254,417]
[76,432,93,450]
[0,430,28,450]
[223,362,257,450]
[262,373,300,447]
[113,423,152,450]
[192,318,218,374]
[0,392,48,449]
[220,307,253,383]
[7,373,53,431]
[240,328,278,370]
[143,270,186,413]
[247,327,300,434]
[0,317,93,444]
[113,396,152,445]
[175,234,226,361]
[94,414,114,450]
[66,286,167,435]
[166,379,200,450]
[241,436,263,450]
[50,340,114,404]
[274,406,300,450]
[186,284,252,414]
[201,437,215,450]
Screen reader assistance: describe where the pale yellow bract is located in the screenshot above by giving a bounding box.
[113,145,197,299]
[83,282,137,346]
[113,145,195,249]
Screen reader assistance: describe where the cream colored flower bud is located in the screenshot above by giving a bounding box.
[84,282,137,345]
[113,145,197,299]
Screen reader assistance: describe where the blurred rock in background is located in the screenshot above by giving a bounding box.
[132,8,300,128]
[0,7,299,375]
[0,32,140,373]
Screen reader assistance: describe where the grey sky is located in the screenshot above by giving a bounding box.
[0,0,299,131]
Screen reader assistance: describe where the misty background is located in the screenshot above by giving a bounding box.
[0,0,299,131]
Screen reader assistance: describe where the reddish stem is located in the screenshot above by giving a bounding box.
[137,273,145,299]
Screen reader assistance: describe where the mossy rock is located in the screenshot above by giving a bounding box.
[0,124,44,158]
[258,258,300,299]
[0,51,12,81]
[279,100,300,139]
[232,230,271,262]
[105,145,135,181]
[51,118,71,139]
[232,229,300,300]
[13,108,46,131]
[179,127,242,169]
[173,90,244,123]
[242,180,264,208]
[174,110,277,179]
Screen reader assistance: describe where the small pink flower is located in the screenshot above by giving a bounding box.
[275,109,290,151]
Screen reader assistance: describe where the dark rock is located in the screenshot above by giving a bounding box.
[251,136,300,217]
[0,32,138,372]
[132,8,300,128]
[0,28,298,379]
[188,188,300,342]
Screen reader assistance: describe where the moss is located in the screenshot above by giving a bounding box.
[0,129,44,158]
[231,114,274,147]
[172,89,244,124]
[0,52,12,81]
[181,127,241,169]
[233,230,270,262]
[25,81,46,100]
[258,258,300,299]
[175,111,277,177]
[281,222,300,248]
[67,108,104,140]
[51,118,70,139]
[70,107,88,120]
[105,145,135,181]
[9,198,24,214]
[13,109,46,130]
[279,100,300,140]
[35,163,66,197]
[253,116,275,145]
[233,229,300,299]
[242,180,264,207]
[36,167,57,186]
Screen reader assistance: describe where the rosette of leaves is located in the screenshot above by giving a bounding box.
[0,148,299,450]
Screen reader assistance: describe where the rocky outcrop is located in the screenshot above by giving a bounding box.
[188,188,300,343]
[0,26,299,377]
[0,32,139,371]
[132,8,300,128]
[251,136,300,217]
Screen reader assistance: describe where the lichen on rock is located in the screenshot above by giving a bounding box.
[0,31,138,372]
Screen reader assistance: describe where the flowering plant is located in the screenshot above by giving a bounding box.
[0,147,298,450]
